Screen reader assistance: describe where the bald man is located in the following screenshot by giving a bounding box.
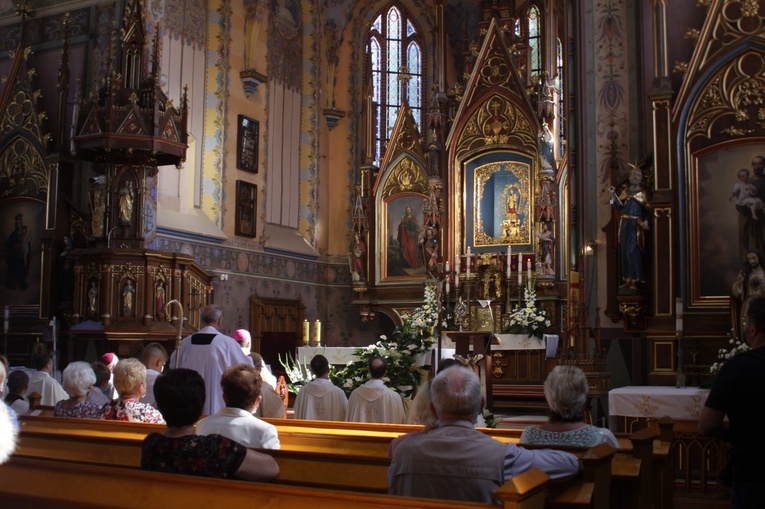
[346,356,405,424]
[170,304,253,415]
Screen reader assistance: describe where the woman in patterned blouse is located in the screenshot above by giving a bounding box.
[54,361,103,419]
[520,365,619,448]
[142,368,279,481]
[98,358,164,423]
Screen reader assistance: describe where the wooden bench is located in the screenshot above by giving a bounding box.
[0,457,552,509]
[14,414,599,508]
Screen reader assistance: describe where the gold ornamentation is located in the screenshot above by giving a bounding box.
[456,95,536,160]
[633,395,660,417]
[672,61,689,73]
[741,0,759,17]
[382,157,428,198]
[473,161,531,246]
[619,301,645,318]
[721,126,754,137]
[684,28,700,39]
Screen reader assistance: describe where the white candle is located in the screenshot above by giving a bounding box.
[315,320,321,346]
[445,260,450,273]
[527,259,531,281]
[506,245,512,277]
[455,257,460,274]
[466,247,471,279]
[455,272,459,288]
[517,255,522,285]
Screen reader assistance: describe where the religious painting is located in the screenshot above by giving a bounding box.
[235,180,257,237]
[466,154,533,251]
[0,200,44,306]
[236,115,259,173]
[381,194,427,281]
[689,141,765,308]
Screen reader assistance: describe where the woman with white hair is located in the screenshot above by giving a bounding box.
[520,365,619,448]
[54,361,103,419]
[98,358,164,423]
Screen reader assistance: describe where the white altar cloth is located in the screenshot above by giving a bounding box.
[608,386,709,421]
[296,346,358,366]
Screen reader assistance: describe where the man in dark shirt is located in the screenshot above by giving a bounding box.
[700,296,765,508]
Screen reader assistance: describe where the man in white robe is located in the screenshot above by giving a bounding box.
[294,354,347,421]
[28,353,68,406]
[169,304,253,416]
[196,364,280,449]
[346,356,406,424]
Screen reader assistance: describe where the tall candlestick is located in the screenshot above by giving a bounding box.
[455,257,460,274]
[466,247,471,279]
[527,259,531,281]
[314,319,321,346]
[676,298,683,333]
[506,245,512,277]
[455,272,459,288]
[446,280,450,295]
[303,319,309,345]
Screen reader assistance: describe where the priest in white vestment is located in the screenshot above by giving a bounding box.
[346,356,406,424]
[293,354,347,421]
[169,304,253,416]
[28,353,68,406]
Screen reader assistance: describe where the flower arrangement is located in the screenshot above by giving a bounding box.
[503,283,551,338]
[278,352,315,394]
[709,337,750,374]
[332,282,441,399]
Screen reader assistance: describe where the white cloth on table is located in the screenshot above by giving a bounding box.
[169,325,254,416]
[196,406,280,449]
[28,371,68,406]
[346,379,406,424]
[293,378,348,421]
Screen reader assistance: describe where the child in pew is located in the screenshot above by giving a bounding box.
[142,368,279,481]
[54,362,103,419]
[519,366,619,448]
[5,369,30,415]
[91,361,113,404]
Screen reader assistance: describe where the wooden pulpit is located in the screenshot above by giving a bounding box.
[441,331,495,411]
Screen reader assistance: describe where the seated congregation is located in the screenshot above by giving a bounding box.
[0,337,630,506]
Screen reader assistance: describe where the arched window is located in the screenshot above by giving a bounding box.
[527,5,542,81]
[367,5,424,164]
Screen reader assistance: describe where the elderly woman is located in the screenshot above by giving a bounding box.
[520,365,619,448]
[98,358,164,423]
[54,361,103,418]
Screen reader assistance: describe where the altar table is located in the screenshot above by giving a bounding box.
[608,385,710,432]
[296,347,358,366]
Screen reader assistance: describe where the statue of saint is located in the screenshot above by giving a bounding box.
[349,232,367,282]
[118,181,135,225]
[91,187,105,238]
[156,281,166,319]
[122,280,135,317]
[88,281,98,317]
[732,249,765,339]
[609,167,652,292]
[538,122,555,171]
[420,226,439,274]
[536,222,555,276]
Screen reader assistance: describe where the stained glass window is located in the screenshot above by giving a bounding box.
[528,5,542,80]
[367,5,423,165]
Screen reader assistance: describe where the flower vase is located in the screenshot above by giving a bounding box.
[413,349,433,368]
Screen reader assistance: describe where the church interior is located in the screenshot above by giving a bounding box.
[0,0,763,505]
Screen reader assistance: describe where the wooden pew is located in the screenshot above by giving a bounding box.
[0,457,552,509]
[14,414,597,508]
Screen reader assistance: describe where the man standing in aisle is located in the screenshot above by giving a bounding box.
[700,296,765,508]
[170,304,253,415]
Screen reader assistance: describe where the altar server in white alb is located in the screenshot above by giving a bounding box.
[346,356,406,424]
[169,304,253,415]
[196,363,280,449]
[28,352,68,406]
[293,354,348,421]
